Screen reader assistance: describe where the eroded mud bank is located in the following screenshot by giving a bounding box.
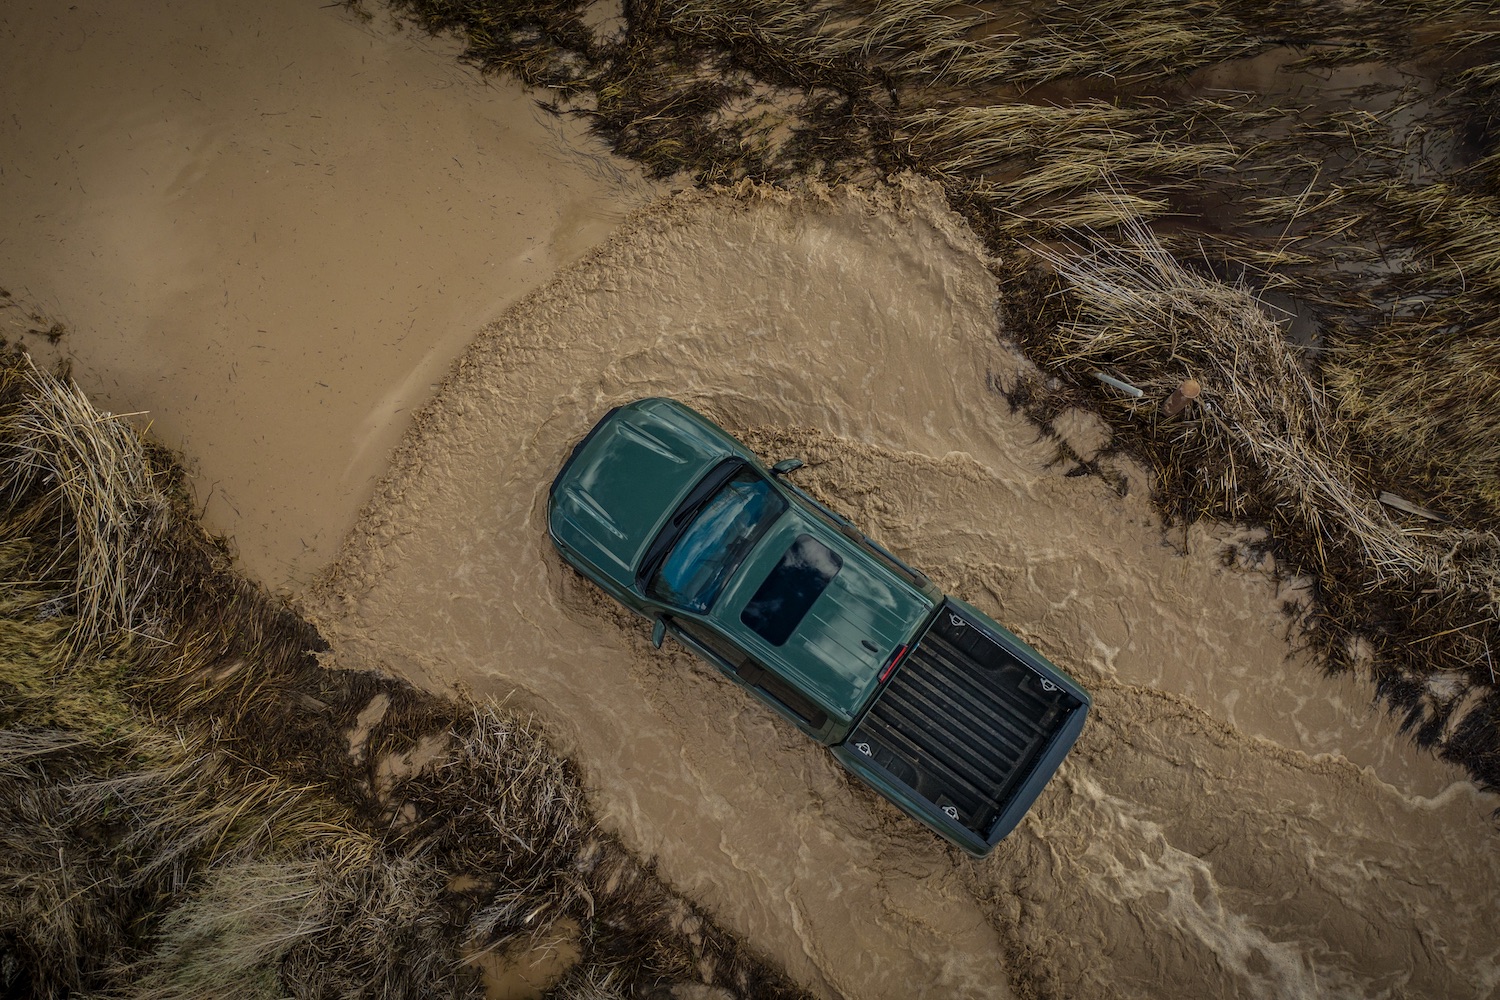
[308,182,1500,1000]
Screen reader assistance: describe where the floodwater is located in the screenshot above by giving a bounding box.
[308,184,1500,999]
[3,2,1498,999]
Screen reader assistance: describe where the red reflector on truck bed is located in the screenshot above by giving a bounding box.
[879,644,908,683]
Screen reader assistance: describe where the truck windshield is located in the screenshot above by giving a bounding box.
[647,468,786,612]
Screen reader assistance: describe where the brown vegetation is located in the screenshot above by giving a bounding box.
[0,353,810,998]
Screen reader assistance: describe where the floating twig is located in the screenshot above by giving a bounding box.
[1161,379,1201,417]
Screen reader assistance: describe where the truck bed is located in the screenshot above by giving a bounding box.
[843,601,1085,841]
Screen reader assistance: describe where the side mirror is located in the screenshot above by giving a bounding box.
[771,458,804,477]
[651,618,666,649]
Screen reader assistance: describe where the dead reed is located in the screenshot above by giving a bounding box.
[0,355,173,655]
[1299,179,1500,525]
[900,100,1258,233]
[1016,220,1500,783]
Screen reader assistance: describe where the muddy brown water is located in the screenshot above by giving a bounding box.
[4,2,1499,998]
[307,184,1500,999]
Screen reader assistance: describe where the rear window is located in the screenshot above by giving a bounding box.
[740,534,843,646]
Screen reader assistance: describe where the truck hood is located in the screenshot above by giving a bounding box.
[548,399,737,584]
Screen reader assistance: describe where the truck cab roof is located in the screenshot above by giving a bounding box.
[708,508,936,726]
[549,398,745,585]
[550,398,937,725]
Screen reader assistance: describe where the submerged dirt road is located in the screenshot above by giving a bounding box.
[309,182,1500,1000]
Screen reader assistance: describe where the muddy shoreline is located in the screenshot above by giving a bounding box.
[0,0,659,588]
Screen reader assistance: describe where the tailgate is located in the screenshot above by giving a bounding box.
[833,600,1088,855]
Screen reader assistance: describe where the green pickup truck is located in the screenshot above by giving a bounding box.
[548,398,1089,856]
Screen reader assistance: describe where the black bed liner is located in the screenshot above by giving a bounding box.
[847,602,1082,837]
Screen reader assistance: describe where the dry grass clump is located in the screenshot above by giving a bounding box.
[0,355,174,654]
[414,712,595,944]
[547,968,634,1000]
[652,0,993,89]
[0,723,471,999]
[396,711,805,997]
[0,524,461,999]
[121,858,335,1000]
[647,0,1478,95]
[0,352,811,998]
[1,727,378,999]
[1034,223,1494,585]
[1219,60,1500,547]
[964,0,1499,86]
[901,100,1258,233]
[1281,175,1500,525]
[1014,222,1500,785]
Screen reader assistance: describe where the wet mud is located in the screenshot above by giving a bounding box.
[0,0,658,588]
[307,182,1500,999]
